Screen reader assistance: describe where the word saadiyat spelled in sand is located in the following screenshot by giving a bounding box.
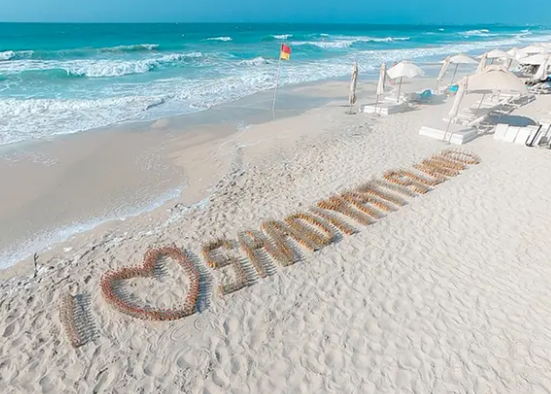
[60,149,480,341]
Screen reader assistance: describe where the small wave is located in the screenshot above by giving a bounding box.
[1,52,202,79]
[207,36,232,42]
[17,68,85,81]
[0,51,15,61]
[99,43,159,53]
[461,29,491,36]
[369,36,410,42]
[68,53,188,77]
[0,95,166,146]
[181,51,203,58]
[239,57,269,66]
[0,50,34,61]
[272,34,292,39]
[292,36,410,49]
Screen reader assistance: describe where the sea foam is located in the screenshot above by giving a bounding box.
[207,36,232,42]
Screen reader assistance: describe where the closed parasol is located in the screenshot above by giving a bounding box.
[348,62,358,113]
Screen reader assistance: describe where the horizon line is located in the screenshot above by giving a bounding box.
[0,21,545,27]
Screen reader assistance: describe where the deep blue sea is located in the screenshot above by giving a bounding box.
[1,23,550,146]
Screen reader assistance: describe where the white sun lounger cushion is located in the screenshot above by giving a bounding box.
[503,127,519,143]
[514,128,532,145]
[494,124,508,140]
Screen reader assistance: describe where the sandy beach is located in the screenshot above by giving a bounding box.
[2,60,551,393]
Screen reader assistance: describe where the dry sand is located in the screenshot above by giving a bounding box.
[2,76,551,393]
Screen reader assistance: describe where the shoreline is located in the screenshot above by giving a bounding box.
[0,77,381,276]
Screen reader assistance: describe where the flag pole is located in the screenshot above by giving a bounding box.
[272,56,282,115]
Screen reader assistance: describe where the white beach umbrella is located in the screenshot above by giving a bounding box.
[437,56,451,87]
[349,62,358,111]
[466,65,527,94]
[507,47,519,58]
[374,63,386,112]
[447,54,477,84]
[449,77,468,119]
[387,61,424,79]
[476,52,487,73]
[450,54,478,64]
[485,49,510,60]
[445,77,469,140]
[517,45,549,58]
[519,53,550,65]
[376,63,386,97]
[387,61,424,100]
[505,57,519,70]
[445,67,526,138]
[533,55,550,81]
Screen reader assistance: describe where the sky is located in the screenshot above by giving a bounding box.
[0,0,547,24]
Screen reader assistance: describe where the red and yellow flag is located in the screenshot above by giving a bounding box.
[280,44,291,61]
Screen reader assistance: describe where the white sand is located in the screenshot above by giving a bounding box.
[2,77,551,393]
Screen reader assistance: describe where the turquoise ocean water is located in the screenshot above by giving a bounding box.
[1,23,550,146]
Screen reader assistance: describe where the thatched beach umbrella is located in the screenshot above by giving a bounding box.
[387,61,424,101]
[348,62,358,113]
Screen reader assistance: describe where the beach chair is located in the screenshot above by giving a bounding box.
[529,82,551,95]
[361,101,410,116]
[418,120,478,145]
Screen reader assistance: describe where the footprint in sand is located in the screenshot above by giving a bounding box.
[39,374,57,393]
[222,316,240,336]
[2,321,18,338]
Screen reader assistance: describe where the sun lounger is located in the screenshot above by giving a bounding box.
[361,101,410,116]
[418,120,478,145]
[529,82,551,95]
[493,124,541,145]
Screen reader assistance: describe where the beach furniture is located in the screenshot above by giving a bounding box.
[517,45,549,59]
[419,121,478,145]
[419,66,528,145]
[405,89,433,103]
[529,82,551,95]
[361,101,410,116]
[494,124,545,146]
[438,53,478,85]
[386,61,424,100]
